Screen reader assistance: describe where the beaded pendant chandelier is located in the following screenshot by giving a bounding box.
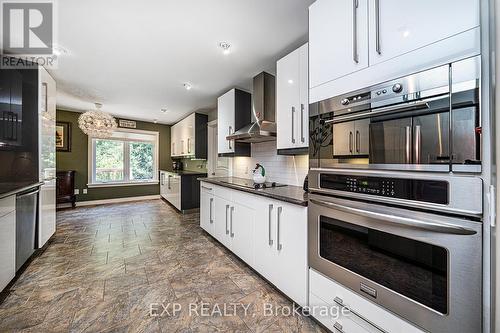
[78,103,117,138]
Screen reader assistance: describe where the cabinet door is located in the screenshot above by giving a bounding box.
[309,0,369,88]
[333,122,355,156]
[253,200,278,282]
[170,175,181,210]
[273,202,308,307]
[354,118,370,156]
[277,49,300,150]
[214,196,231,248]
[159,172,166,199]
[229,203,255,266]
[217,90,235,154]
[0,211,16,291]
[39,179,56,248]
[298,43,309,148]
[171,125,178,157]
[39,67,56,181]
[369,0,479,66]
[200,185,215,236]
[185,114,195,156]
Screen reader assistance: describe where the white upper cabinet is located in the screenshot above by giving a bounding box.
[277,48,300,150]
[171,113,207,158]
[277,43,310,152]
[309,0,369,88]
[217,89,236,155]
[216,89,251,156]
[368,0,480,66]
[298,45,309,148]
[309,0,480,100]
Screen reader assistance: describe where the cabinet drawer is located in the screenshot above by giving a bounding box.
[309,293,373,333]
[0,195,15,218]
[0,210,16,291]
[310,269,423,333]
[202,183,231,201]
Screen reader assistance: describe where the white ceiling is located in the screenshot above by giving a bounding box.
[52,0,314,124]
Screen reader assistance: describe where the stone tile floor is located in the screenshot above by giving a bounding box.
[0,199,325,333]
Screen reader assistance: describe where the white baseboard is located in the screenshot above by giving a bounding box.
[57,195,161,209]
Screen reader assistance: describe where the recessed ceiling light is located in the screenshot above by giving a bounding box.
[52,45,68,56]
[219,42,231,55]
[161,108,167,113]
[184,83,192,90]
[288,79,294,84]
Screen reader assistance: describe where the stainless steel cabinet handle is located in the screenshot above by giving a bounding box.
[268,204,274,246]
[181,140,184,154]
[276,207,283,250]
[352,0,359,63]
[291,106,296,144]
[333,322,345,333]
[172,142,175,155]
[333,296,388,333]
[228,126,232,150]
[225,204,230,235]
[209,198,213,224]
[414,125,421,164]
[375,0,381,55]
[355,130,360,153]
[310,198,477,235]
[201,186,212,191]
[349,132,353,153]
[405,126,411,163]
[168,175,171,189]
[187,138,191,154]
[300,104,305,143]
[230,206,234,238]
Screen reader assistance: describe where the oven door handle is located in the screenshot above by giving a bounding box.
[310,199,477,235]
[326,99,435,124]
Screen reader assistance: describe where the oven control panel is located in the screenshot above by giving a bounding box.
[321,174,449,205]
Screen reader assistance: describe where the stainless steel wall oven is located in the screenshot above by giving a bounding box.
[308,55,484,333]
[309,56,481,173]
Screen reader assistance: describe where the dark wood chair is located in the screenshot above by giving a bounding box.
[56,170,76,208]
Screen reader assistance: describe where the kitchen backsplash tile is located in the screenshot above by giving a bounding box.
[231,141,308,186]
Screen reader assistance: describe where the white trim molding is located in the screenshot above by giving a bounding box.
[57,195,161,209]
[87,181,159,188]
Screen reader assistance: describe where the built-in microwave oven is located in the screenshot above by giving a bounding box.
[309,56,481,173]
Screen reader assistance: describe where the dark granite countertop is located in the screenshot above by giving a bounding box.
[198,177,308,206]
[161,170,208,176]
[0,181,43,200]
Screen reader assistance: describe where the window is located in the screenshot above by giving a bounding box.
[89,129,159,187]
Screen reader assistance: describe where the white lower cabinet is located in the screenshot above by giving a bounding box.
[160,171,181,211]
[254,199,308,307]
[309,269,424,333]
[200,182,308,307]
[200,185,215,236]
[229,203,255,266]
[39,179,56,248]
[0,196,16,291]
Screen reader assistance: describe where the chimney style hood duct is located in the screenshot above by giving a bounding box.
[226,72,276,143]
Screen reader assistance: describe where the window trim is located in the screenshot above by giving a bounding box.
[87,128,159,187]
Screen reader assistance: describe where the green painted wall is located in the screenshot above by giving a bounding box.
[56,110,172,202]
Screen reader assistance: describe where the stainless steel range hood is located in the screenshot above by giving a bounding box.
[226,72,276,143]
